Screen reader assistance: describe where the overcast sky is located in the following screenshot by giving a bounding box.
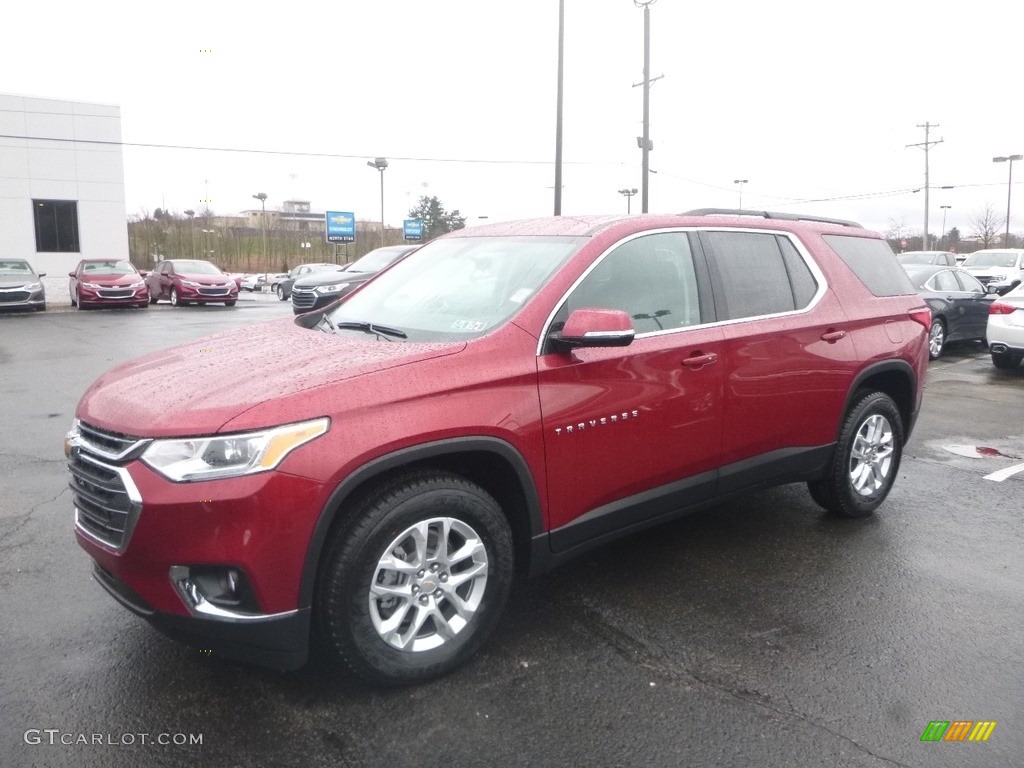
[5,0,1024,238]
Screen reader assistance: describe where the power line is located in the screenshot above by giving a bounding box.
[0,132,623,167]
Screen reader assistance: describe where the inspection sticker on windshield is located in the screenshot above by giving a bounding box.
[451,319,486,332]
[509,288,532,304]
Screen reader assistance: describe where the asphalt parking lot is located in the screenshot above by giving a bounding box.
[1,305,1021,768]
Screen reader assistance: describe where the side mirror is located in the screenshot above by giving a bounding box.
[986,284,1001,294]
[38,272,47,277]
[68,271,75,277]
[552,308,635,351]
[139,271,150,277]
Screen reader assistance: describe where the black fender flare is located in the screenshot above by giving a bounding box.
[297,436,544,609]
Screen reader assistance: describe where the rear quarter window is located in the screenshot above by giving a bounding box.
[823,235,916,297]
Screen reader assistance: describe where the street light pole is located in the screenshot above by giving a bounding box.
[940,205,951,246]
[553,0,564,216]
[184,209,195,258]
[252,193,268,274]
[634,0,657,214]
[993,154,1022,247]
[618,188,638,214]
[733,179,748,210]
[367,158,389,247]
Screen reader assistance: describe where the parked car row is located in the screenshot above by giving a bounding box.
[291,246,417,314]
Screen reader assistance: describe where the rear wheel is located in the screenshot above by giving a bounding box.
[316,472,514,685]
[992,352,1022,370]
[928,318,946,359]
[808,391,904,518]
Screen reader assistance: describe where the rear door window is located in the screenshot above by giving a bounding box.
[701,231,818,321]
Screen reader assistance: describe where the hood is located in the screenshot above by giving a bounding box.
[177,271,234,285]
[79,273,144,286]
[294,270,365,288]
[78,318,465,437]
[0,277,40,288]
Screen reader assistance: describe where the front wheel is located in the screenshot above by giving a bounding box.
[928,318,946,359]
[170,287,187,307]
[277,285,286,301]
[808,391,904,518]
[225,300,236,307]
[316,472,514,685]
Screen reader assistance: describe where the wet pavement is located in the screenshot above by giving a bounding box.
[1,308,1021,768]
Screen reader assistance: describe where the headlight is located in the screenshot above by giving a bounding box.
[181,280,202,287]
[991,274,1006,282]
[26,282,42,291]
[81,282,102,290]
[141,418,329,482]
[315,283,349,295]
[129,281,145,289]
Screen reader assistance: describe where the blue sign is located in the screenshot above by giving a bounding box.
[403,219,423,241]
[326,211,355,243]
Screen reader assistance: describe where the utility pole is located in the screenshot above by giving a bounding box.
[906,123,943,250]
[553,0,564,215]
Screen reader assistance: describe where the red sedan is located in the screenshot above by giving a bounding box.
[145,259,238,307]
[69,259,150,309]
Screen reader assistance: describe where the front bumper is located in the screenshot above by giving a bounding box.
[78,286,149,306]
[0,285,45,309]
[92,562,310,669]
[177,284,238,303]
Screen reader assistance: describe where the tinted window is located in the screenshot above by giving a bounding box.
[560,232,701,334]
[704,231,811,320]
[823,235,916,297]
[953,271,984,294]
[931,270,959,292]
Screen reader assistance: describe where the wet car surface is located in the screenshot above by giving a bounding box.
[1,305,1021,768]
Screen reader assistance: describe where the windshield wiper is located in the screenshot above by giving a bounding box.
[332,320,407,341]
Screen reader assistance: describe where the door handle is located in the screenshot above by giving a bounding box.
[820,330,846,343]
[681,352,718,369]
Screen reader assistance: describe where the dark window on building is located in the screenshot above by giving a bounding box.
[704,231,811,320]
[823,235,915,297]
[33,200,80,252]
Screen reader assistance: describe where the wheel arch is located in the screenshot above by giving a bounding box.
[298,437,544,610]
[844,361,918,443]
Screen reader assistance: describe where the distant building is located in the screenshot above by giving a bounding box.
[0,93,130,274]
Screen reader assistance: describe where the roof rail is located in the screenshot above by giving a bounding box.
[682,208,863,228]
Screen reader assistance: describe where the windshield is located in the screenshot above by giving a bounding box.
[345,247,411,273]
[897,252,940,265]
[962,252,1017,268]
[174,260,223,275]
[326,236,585,342]
[82,260,137,275]
[0,260,34,276]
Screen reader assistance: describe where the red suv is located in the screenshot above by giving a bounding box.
[67,210,929,684]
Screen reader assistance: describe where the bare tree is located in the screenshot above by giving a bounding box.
[969,204,1003,249]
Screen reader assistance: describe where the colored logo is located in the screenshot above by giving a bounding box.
[920,721,997,742]
[403,219,423,241]
[326,211,356,243]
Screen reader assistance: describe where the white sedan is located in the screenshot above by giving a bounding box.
[987,283,1024,369]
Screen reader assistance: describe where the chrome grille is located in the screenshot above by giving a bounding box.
[198,287,229,296]
[98,289,133,298]
[0,290,30,303]
[78,421,147,460]
[69,452,139,549]
[291,289,317,309]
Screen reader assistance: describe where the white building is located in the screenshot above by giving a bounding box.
[0,93,130,277]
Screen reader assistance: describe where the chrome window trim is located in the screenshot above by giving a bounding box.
[70,452,143,553]
[536,226,829,356]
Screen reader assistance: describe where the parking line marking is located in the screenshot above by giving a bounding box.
[984,461,1024,482]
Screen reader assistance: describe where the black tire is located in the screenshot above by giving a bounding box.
[316,471,514,685]
[277,285,286,301]
[149,294,157,305]
[808,391,904,518]
[225,300,236,307]
[170,287,187,307]
[928,317,945,360]
[992,352,1021,370]
[34,303,46,312]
